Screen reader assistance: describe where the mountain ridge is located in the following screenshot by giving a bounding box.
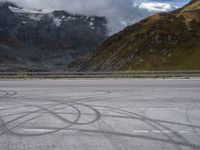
[0,1,108,71]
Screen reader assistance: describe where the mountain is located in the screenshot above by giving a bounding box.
[71,0,200,71]
[0,2,107,71]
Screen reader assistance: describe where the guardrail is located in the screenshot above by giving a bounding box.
[0,71,200,79]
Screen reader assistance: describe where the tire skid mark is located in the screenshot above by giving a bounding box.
[0,91,17,98]
[0,103,81,136]
[0,94,101,136]
[142,107,191,150]
[186,102,200,140]
[78,129,200,149]
[0,104,60,135]
[97,108,129,150]
[0,89,200,150]
[139,107,183,150]
[91,105,200,129]
[91,105,200,150]
[102,106,183,150]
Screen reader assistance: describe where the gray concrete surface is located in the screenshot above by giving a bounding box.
[0,79,200,150]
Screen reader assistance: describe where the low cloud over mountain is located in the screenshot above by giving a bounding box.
[0,0,189,34]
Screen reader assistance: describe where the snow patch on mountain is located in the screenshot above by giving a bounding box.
[89,21,94,29]
[65,16,76,21]
[29,14,43,21]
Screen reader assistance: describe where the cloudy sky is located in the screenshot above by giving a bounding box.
[2,0,190,34]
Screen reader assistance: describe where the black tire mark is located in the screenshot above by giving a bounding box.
[0,99,102,136]
[78,129,200,149]
[0,91,17,98]
[142,107,193,150]
[104,106,183,150]
[0,103,81,136]
[91,105,200,150]
[97,108,129,150]
[90,104,200,129]
[70,103,101,125]
[186,103,200,139]
[118,107,198,150]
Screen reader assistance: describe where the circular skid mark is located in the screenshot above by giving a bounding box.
[0,103,81,136]
[69,103,101,125]
[0,100,101,136]
[0,91,17,98]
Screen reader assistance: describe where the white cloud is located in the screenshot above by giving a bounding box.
[139,2,175,12]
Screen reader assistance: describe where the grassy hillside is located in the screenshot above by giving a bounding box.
[72,0,200,71]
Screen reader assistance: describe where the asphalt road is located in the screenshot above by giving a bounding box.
[0,79,200,150]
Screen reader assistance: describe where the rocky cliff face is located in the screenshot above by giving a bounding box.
[0,2,107,71]
[71,0,200,71]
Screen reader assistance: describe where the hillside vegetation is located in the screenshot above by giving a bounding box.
[72,0,200,71]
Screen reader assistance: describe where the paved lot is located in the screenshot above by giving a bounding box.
[0,79,200,150]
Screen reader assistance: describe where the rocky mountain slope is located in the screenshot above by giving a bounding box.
[0,2,107,71]
[72,0,200,71]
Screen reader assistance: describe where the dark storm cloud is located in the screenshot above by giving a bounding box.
[0,0,189,34]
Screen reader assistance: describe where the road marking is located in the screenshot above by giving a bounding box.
[132,130,149,133]
[23,129,55,132]
[21,128,190,134]
[139,108,181,110]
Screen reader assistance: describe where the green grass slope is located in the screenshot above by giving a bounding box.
[74,0,200,71]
